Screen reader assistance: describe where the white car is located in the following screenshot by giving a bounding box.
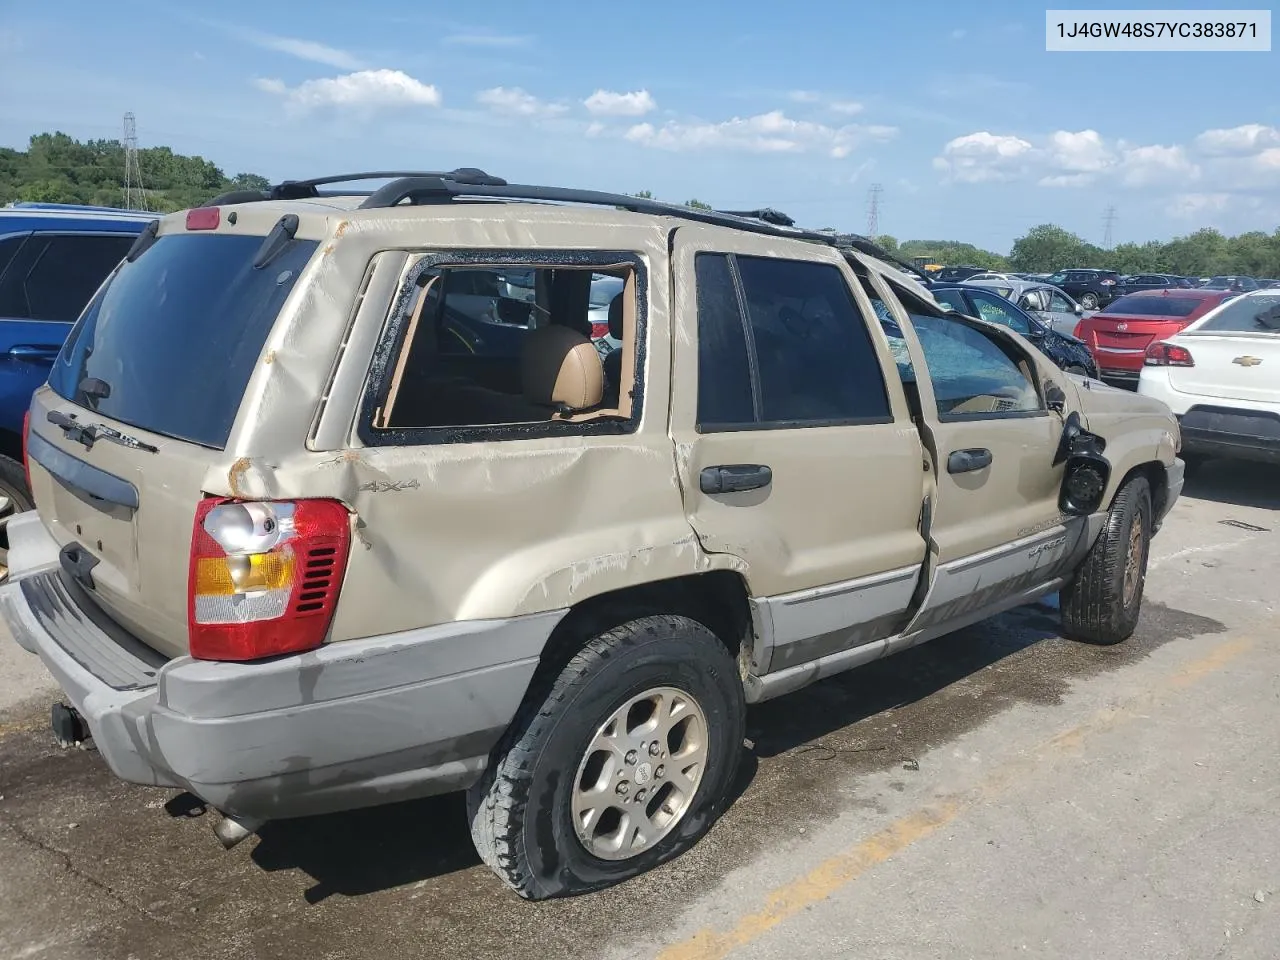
[1138,289,1280,474]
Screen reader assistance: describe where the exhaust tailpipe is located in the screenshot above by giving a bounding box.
[213,813,264,850]
[51,702,91,747]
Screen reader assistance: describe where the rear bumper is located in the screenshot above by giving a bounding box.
[0,511,562,820]
[1177,407,1280,465]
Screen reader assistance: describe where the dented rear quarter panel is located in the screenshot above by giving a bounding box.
[210,205,719,641]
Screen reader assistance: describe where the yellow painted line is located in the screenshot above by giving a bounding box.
[657,633,1258,960]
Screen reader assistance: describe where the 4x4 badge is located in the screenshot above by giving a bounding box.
[1233,355,1263,367]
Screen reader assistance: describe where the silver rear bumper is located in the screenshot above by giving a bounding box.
[0,511,561,820]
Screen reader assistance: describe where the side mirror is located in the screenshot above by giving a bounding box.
[1074,304,1084,315]
[1053,411,1112,514]
[1061,452,1111,515]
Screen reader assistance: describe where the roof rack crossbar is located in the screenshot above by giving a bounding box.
[716,208,796,227]
[271,169,505,200]
[357,177,838,245]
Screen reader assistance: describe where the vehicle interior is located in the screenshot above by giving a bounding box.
[374,263,637,430]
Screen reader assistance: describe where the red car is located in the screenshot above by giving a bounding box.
[1074,289,1236,386]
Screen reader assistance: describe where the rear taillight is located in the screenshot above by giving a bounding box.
[1145,342,1195,367]
[590,321,610,340]
[21,410,31,491]
[1073,322,1085,339]
[1101,279,1116,286]
[188,498,351,661]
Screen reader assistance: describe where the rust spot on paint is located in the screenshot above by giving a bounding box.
[263,349,277,364]
[228,457,252,498]
[334,220,350,238]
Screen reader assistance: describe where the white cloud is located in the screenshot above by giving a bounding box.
[442,33,533,48]
[829,100,864,115]
[1118,144,1199,186]
[255,69,441,110]
[933,131,1034,183]
[1194,124,1280,156]
[584,89,657,117]
[1256,148,1280,170]
[1169,193,1232,218]
[937,128,1204,189]
[477,86,567,118]
[1046,129,1114,172]
[1038,173,1096,188]
[625,110,896,158]
[585,121,606,137]
[950,28,967,40]
[788,90,822,103]
[246,32,363,69]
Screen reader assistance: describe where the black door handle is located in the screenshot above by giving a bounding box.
[947,448,993,474]
[699,464,773,494]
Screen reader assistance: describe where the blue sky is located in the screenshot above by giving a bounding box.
[1,0,1277,251]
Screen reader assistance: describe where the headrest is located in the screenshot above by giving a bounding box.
[521,324,604,411]
[608,292,625,340]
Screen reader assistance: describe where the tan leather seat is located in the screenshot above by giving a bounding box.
[521,324,604,413]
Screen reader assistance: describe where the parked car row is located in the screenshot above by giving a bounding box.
[0,202,155,577]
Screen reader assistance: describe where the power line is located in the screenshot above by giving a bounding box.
[866,183,883,239]
[1103,205,1117,250]
[121,112,148,211]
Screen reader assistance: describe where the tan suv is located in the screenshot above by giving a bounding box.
[0,171,1184,900]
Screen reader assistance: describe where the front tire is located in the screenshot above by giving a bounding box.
[467,615,746,900]
[1061,476,1152,645]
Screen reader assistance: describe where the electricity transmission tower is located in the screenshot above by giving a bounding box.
[865,183,883,239]
[121,112,148,211]
[1102,205,1117,250]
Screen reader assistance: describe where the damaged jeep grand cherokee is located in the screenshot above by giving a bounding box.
[0,170,1183,900]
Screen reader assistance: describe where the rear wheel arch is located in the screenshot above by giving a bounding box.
[530,571,754,694]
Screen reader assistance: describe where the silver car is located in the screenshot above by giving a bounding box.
[967,277,1085,337]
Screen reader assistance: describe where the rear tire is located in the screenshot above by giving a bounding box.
[0,455,34,582]
[467,614,745,900]
[1081,293,1100,310]
[1061,476,1152,645]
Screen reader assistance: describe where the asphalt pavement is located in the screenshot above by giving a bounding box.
[0,459,1276,960]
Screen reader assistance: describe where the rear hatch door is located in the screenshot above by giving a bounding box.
[26,228,319,658]
[1172,294,1280,403]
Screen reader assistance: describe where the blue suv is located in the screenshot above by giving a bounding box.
[0,202,155,572]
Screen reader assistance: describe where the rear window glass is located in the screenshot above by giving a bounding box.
[1099,295,1203,317]
[1194,294,1280,334]
[48,233,317,449]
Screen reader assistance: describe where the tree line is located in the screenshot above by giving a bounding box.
[3,133,1277,277]
[0,132,268,213]
[876,223,1280,278]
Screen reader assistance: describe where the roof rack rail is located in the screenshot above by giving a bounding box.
[271,169,506,200]
[356,175,838,245]
[828,232,935,284]
[202,169,506,207]
[716,207,796,227]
